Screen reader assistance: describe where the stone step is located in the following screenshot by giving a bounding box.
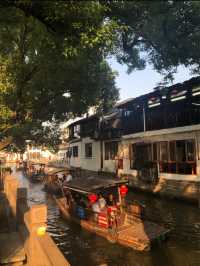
[0,232,26,265]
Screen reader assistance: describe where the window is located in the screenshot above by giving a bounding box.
[105,142,118,160]
[74,124,80,133]
[192,86,200,96]
[72,146,78,157]
[186,140,195,161]
[159,139,196,175]
[130,143,152,169]
[124,110,133,117]
[170,90,186,102]
[130,139,196,175]
[159,142,168,161]
[85,143,92,158]
[152,143,158,161]
[176,140,186,162]
[148,97,161,108]
[66,147,72,158]
[129,144,135,169]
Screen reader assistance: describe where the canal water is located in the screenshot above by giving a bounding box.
[13,167,200,266]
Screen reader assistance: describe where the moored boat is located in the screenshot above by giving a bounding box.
[43,168,72,194]
[54,177,170,251]
[25,162,46,183]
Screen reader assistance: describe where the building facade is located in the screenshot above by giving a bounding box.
[61,77,200,202]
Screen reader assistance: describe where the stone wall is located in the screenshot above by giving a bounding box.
[128,175,200,204]
[20,204,70,266]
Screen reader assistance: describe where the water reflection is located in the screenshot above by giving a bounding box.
[13,167,200,266]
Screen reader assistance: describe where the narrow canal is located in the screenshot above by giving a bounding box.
[13,167,200,266]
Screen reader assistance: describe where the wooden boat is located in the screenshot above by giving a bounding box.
[43,168,71,194]
[54,177,170,251]
[25,162,46,183]
[16,160,29,171]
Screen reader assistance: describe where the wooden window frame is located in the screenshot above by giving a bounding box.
[104,141,118,160]
[130,139,196,175]
[72,146,78,157]
[85,143,92,158]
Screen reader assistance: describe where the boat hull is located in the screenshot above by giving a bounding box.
[54,197,170,251]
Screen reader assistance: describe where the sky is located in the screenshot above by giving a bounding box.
[108,58,194,101]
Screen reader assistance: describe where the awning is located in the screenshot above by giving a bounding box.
[45,167,69,175]
[63,176,128,194]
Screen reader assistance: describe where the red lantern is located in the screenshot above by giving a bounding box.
[88,193,97,203]
[120,185,128,197]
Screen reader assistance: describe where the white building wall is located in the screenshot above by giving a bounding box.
[68,137,101,171]
[65,125,200,180]
[103,159,116,173]
[80,137,101,172]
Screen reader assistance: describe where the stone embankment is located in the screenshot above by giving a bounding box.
[128,175,200,206]
[0,169,70,266]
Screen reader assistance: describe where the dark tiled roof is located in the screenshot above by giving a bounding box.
[116,76,200,108]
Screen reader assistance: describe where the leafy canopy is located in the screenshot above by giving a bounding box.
[0,1,200,149]
[0,2,118,149]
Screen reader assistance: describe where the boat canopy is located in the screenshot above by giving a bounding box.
[29,161,46,166]
[46,168,69,175]
[63,177,128,194]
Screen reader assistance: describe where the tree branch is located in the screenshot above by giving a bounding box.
[0,0,56,33]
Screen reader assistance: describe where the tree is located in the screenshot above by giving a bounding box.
[0,4,119,150]
[2,1,199,76]
[0,1,200,149]
[105,1,200,79]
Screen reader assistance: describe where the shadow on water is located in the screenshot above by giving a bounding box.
[12,166,200,266]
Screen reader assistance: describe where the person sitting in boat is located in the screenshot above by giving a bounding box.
[106,193,116,207]
[92,200,101,221]
[57,173,63,184]
[63,172,73,185]
[97,193,106,210]
[55,174,61,185]
[31,165,35,173]
[106,194,118,228]
[39,166,44,174]
[75,195,86,219]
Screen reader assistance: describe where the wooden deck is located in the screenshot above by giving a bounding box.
[117,220,169,251]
